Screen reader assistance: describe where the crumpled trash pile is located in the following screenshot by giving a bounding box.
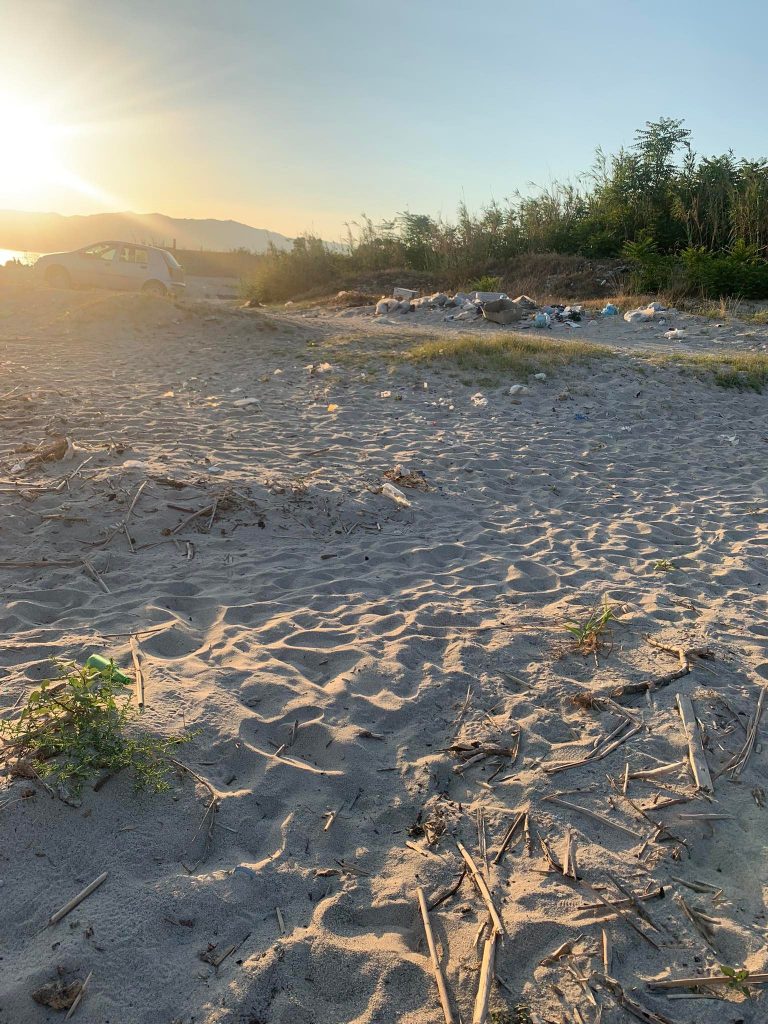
[374,287,590,328]
[623,300,676,323]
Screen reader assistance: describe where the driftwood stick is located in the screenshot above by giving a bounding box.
[576,886,665,915]
[587,887,660,950]
[601,928,612,974]
[676,695,713,793]
[649,973,768,990]
[64,971,93,1020]
[722,686,766,778]
[543,796,642,839]
[81,558,110,594]
[129,635,144,709]
[628,761,685,781]
[545,722,641,774]
[49,872,108,925]
[492,810,526,865]
[472,933,496,1024]
[612,640,713,699]
[456,843,504,935]
[598,974,680,1024]
[427,868,466,912]
[416,887,456,1024]
[171,504,216,535]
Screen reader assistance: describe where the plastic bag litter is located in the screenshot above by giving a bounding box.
[512,295,538,310]
[305,362,332,374]
[381,481,411,507]
[624,307,654,323]
[233,397,259,407]
[601,303,619,316]
[509,384,529,395]
[470,392,488,406]
[664,328,687,340]
[376,298,412,315]
[533,373,547,381]
[533,312,551,328]
[380,390,392,398]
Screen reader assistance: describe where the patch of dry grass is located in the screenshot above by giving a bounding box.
[406,333,612,375]
[649,351,768,392]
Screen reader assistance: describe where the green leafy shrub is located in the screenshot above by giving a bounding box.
[0,660,188,794]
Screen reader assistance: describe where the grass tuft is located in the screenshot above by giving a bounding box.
[406,333,612,376]
[564,598,617,661]
[650,351,768,392]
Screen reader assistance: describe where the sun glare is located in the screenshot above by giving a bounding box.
[0,93,111,204]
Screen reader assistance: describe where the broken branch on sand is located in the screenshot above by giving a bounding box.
[456,842,504,936]
[49,871,108,926]
[416,887,456,1024]
[492,809,527,865]
[542,795,642,840]
[676,695,713,793]
[472,933,496,1024]
[721,686,765,778]
[612,639,713,699]
[129,635,145,709]
[598,974,680,1024]
[544,720,642,774]
[648,972,768,990]
[169,758,219,870]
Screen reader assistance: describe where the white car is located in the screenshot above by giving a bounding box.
[36,241,185,296]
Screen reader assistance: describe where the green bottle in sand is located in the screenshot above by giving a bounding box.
[85,654,132,685]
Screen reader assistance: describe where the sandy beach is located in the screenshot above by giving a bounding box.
[1,284,767,1024]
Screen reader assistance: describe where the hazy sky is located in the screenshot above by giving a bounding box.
[2,0,768,240]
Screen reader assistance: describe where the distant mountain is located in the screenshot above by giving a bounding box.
[0,210,295,254]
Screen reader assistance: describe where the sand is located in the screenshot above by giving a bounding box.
[0,284,767,1024]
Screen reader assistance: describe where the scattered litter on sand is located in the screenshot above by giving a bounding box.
[380,480,411,506]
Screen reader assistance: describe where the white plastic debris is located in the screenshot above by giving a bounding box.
[509,385,530,395]
[381,481,411,507]
[533,373,547,380]
[233,397,260,407]
[470,392,488,406]
[376,297,412,315]
[663,329,687,340]
[305,361,332,374]
[122,460,149,470]
[393,286,418,301]
[624,308,654,323]
[380,390,392,398]
[533,312,551,328]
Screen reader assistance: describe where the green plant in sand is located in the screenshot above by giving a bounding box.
[564,597,617,660]
[719,965,752,998]
[0,660,188,794]
[652,558,677,572]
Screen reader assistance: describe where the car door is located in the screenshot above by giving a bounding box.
[75,243,119,288]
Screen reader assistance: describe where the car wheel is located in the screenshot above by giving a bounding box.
[142,280,167,297]
[45,266,71,289]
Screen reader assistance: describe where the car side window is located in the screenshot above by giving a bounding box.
[97,246,117,263]
[119,246,134,263]
[134,249,148,266]
[83,243,111,259]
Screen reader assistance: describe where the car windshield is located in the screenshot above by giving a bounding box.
[163,251,182,269]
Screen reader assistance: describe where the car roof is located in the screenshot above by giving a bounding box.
[89,241,169,253]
